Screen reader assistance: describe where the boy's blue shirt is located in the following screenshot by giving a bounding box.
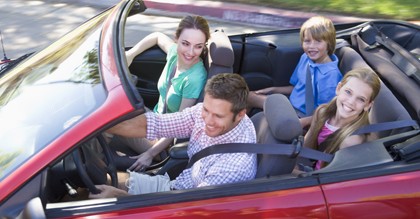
[289,53,342,115]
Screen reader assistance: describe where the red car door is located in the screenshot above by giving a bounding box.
[46,176,328,218]
[321,166,420,218]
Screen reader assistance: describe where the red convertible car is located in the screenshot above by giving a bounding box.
[1,0,419,218]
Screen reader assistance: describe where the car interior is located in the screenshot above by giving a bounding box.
[108,21,418,176]
[3,2,420,218]
[101,20,420,183]
[27,20,420,210]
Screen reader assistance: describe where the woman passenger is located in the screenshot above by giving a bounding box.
[121,15,211,171]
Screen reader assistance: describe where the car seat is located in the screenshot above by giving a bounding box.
[197,29,234,102]
[251,93,302,178]
[351,23,420,120]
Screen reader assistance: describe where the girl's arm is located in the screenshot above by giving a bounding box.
[340,134,366,149]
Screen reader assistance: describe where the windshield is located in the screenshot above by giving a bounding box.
[0,12,110,180]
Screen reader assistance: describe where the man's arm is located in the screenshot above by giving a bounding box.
[107,114,147,138]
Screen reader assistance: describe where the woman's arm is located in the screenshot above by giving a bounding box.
[148,97,197,157]
[129,98,197,171]
[154,98,197,153]
[178,98,197,111]
[126,32,174,65]
[128,137,173,172]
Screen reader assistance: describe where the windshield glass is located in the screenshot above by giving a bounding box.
[0,12,110,180]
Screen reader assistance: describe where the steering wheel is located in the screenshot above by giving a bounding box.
[72,134,118,194]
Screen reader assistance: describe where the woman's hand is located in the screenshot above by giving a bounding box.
[128,150,153,172]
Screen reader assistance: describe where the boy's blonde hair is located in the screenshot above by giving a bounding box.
[300,16,336,55]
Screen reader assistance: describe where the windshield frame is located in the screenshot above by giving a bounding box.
[0,11,111,181]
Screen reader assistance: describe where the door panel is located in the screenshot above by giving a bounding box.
[128,47,166,108]
[46,176,327,218]
[47,185,327,218]
[323,170,420,218]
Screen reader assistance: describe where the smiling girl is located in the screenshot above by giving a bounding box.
[304,68,381,169]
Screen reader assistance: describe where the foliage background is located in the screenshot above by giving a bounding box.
[220,0,420,21]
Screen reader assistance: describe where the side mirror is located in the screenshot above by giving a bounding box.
[129,0,147,17]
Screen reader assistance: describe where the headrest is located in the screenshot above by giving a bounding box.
[263,94,302,141]
[208,30,234,67]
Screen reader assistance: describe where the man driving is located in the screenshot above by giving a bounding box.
[90,73,257,198]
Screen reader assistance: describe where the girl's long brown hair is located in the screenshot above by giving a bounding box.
[305,68,381,154]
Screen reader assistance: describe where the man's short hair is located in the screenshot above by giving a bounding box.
[204,73,249,115]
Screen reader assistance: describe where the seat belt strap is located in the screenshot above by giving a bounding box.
[367,23,420,83]
[186,140,333,169]
[186,120,419,169]
[162,65,177,113]
[305,65,315,116]
[352,119,419,136]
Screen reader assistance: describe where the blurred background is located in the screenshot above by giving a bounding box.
[1,0,419,61]
[221,0,419,21]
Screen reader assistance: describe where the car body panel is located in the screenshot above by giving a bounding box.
[45,176,327,218]
[324,170,420,218]
[0,0,135,205]
[81,187,327,218]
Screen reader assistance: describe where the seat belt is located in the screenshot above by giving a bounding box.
[305,65,315,116]
[186,137,333,169]
[366,23,420,84]
[162,65,177,113]
[351,119,419,135]
[186,120,419,169]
